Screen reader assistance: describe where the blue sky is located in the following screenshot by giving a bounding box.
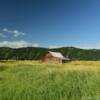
[0,0,100,48]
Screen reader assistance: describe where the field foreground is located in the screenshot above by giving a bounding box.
[0,61,100,100]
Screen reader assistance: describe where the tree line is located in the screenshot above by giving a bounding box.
[0,47,100,60]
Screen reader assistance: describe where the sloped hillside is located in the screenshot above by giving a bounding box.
[0,47,100,60]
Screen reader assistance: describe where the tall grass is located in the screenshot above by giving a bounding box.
[0,61,100,100]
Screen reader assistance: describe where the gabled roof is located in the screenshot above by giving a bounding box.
[48,51,69,60]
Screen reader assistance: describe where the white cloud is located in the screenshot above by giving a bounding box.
[3,28,12,33]
[3,28,25,37]
[3,28,8,31]
[75,44,100,49]
[13,30,25,37]
[49,45,63,49]
[0,41,39,48]
[32,43,39,47]
[49,43,100,49]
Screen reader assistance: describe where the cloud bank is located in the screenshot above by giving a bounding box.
[0,41,39,48]
[49,43,100,49]
[49,45,63,49]
[0,41,100,49]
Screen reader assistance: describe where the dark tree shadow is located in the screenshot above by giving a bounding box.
[0,77,6,81]
[0,67,7,72]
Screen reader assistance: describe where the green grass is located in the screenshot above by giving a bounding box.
[0,61,100,100]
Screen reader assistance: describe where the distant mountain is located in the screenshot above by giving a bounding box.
[0,47,100,60]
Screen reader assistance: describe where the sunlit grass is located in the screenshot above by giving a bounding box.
[0,61,100,100]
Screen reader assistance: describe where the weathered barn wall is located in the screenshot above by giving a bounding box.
[42,53,62,64]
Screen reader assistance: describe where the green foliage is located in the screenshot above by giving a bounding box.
[50,47,100,60]
[1,47,100,60]
[0,47,48,60]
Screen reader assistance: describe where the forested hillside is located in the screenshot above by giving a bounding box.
[0,47,100,60]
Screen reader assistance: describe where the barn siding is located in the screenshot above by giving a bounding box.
[42,53,63,64]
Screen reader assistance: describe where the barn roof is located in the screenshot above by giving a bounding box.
[48,51,69,60]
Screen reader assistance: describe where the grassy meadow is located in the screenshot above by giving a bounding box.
[0,61,100,100]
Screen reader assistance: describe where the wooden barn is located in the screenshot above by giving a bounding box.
[42,51,69,64]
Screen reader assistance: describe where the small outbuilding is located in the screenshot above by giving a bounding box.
[42,51,69,64]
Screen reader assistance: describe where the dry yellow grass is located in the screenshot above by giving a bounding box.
[62,61,100,71]
[0,60,100,72]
